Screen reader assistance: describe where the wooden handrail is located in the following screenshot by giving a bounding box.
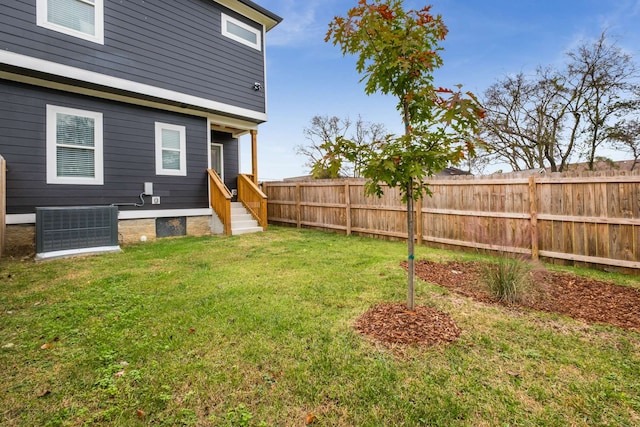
[207,169,232,235]
[238,174,268,230]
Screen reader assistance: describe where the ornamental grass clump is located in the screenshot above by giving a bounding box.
[482,255,532,304]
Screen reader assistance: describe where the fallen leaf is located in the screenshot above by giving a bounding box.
[136,409,145,419]
[40,343,53,350]
[188,328,196,334]
[37,390,51,398]
[305,413,317,424]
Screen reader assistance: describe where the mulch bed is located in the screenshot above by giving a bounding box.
[354,260,640,348]
[412,260,640,333]
[354,302,461,346]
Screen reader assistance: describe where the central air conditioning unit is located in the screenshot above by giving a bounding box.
[35,206,121,260]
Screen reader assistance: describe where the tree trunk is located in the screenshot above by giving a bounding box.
[406,182,415,311]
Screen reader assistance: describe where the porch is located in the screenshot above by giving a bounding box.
[208,170,267,235]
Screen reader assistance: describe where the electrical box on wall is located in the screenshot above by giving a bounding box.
[144,182,154,195]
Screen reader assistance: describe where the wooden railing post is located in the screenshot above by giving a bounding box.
[529,176,539,261]
[237,174,268,229]
[208,169,232,235]
[250,130,258,185]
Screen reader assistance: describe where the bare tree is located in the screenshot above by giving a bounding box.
[610,119,640,170]
[568,32,639,170]
[480,32,639,172]
[481,69,577,172]
[295,115,387,178]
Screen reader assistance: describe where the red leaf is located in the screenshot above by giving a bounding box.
[306,413,318,424]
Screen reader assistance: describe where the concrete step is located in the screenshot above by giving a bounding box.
[231,213,254,222]
[232,226,264,235]
[233,219,259,229]
[230,202,262,235]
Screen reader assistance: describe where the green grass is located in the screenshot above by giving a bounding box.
[1,227,639,426]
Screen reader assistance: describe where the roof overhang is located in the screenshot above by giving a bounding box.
[215,0,282,31]
[0,51,267,125]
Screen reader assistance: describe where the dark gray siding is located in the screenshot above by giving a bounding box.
[211,130,239,192]
[0,80,209,214]
[0,0,266,113]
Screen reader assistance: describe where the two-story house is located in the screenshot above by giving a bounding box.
[0,0,281,258]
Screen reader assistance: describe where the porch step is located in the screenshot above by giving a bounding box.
[230,202,263,235]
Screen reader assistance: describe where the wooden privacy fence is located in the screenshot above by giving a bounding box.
[263,170,640,272]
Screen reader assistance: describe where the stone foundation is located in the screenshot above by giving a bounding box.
[117,218,157,245]
[3,215,218,257]
[118,216,216,244]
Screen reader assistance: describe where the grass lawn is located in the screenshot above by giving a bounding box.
[1,226,639,426]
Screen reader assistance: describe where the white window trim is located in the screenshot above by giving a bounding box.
[211,142,224,181]
[36,0,105,45]
[46,104,104,185]
[155,122,187,176]
[221,13,262,51]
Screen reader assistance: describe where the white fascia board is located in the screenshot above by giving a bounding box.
[117,208,213,220]
[6,214,36,224]
[0,51,267,123]
[8,209,213,224]
[215,0,280,31]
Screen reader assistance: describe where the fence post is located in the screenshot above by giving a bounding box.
[528,176,539,261]
[416,196,423,245]
[345,181,351,236]
[295,182,301,229]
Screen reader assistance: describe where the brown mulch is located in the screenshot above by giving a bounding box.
[354,260,640,348]
[354,302,461,346]
[412,260,640,333]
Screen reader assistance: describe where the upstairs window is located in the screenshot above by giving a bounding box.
[37,0,105,44]
[46,105,104,185]
[221,13,261,51]
[155,122,187,176]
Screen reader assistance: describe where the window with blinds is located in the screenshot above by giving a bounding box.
[221,13,261,51]
[155,122,187,176]
[46,105,104,185]
[37,0,104,44]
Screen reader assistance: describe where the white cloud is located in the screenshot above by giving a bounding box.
[265,0,327,47]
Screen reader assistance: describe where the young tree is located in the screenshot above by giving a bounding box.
[326,0,483,310]
[295,115,387,178]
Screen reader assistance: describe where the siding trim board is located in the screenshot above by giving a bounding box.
[7,208,214,225]
[0,51,268,123]
[217,0,282,31]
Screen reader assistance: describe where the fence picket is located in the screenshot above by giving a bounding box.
[265,172,640,272]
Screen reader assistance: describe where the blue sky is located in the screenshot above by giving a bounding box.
[240,0,640,180]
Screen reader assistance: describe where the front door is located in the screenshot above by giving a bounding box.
[211,143,223,181]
